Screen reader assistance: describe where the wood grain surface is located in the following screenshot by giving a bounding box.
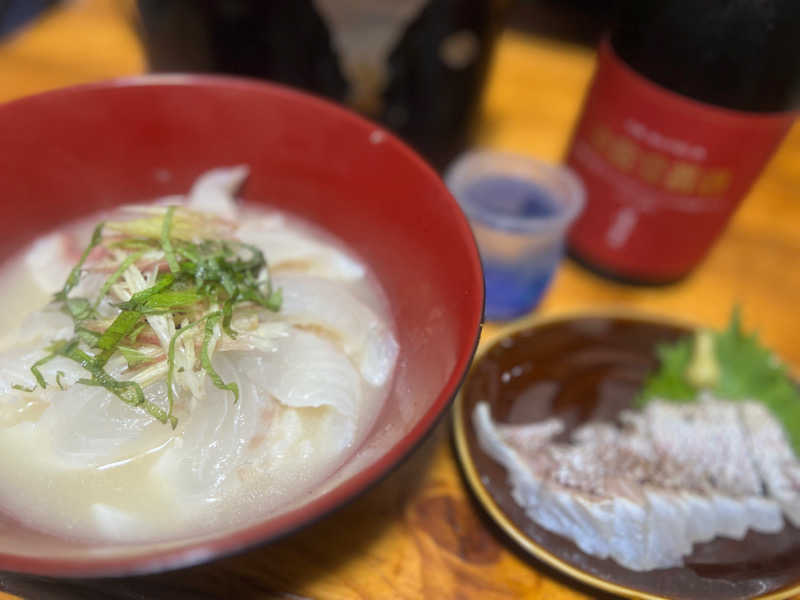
[1,1,798,599]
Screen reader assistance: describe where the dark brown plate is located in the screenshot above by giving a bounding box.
[453,312,800,600]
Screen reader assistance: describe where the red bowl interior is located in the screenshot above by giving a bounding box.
[0,76,484,577]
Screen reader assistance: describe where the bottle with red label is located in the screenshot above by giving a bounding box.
[565,0,800,284]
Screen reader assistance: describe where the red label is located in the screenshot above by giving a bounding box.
[565,39,796,281]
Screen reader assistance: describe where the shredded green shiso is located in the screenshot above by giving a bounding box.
[637,308,800,454]
[18,206,281,428]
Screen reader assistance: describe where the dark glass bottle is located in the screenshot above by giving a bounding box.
[565,0,800,284]
[137,0,511,171]
[613,0,800,113]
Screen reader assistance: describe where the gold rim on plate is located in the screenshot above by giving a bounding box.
[452,308,800,600]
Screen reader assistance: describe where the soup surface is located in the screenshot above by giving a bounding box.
[0,167,398,543]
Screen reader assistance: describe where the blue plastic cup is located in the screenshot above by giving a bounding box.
[445,151,585,321]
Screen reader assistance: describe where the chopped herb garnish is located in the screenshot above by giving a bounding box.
[117,346,151,369]
[136,289,205,315]
[22,205,280,427]
[221,291,239,339]
[94,310,143,366]
[201,312,239,403]
[127,322,146,345]
[118,273,176,310]
[166,317,203,420]
[161,206,181,274]
[64,297,94,322]
[30,346,61,389]
[75,326,101,346]
[93,249,146,311]
[54,222,104,301]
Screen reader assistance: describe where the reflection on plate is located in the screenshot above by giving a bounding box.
[453,312,800,600]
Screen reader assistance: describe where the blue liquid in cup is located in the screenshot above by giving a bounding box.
[462,176,559,222]
[461,175,565,320]
[480,256,558,320]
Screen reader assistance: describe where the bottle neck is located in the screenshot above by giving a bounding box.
[611,0,800,113]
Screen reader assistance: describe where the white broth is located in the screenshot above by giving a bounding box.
[0,167,397,543]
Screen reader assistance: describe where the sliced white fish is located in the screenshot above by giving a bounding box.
[273,274,398,386]
[220,320,291,353]
[0,310,73,373]
[740,402,800,527]
[237,329,363,419]
[0,350,81,396]
[154,345,358,502]
[743,496,785,532]
[680,491,719,545]
[153,352,265,498]
[644,397,762,496]
[187,165,248,220]
[475,403,610,557]
[641,489,692,569]
[0,258,57,335]
[24,231,74,295]
[473,396,790,572]
[605,495,649,569]
[238,224,365,281]
[474,402,560,481]
[255,403,355,483]
[34,379,173,469]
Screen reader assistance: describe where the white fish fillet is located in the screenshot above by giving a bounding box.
[154,343,358,501]
[740,402,800,527]
[153,352,267,496]
[642,399,762,496]
[186,165,247,220]
[274,274,398,386]
[474,395,793,572]
[238,221,365,281]
[24,231,75,296]
[234,330,363,419]
[33,373,172,468]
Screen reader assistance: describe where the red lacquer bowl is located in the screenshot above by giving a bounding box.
[0,76,484,577]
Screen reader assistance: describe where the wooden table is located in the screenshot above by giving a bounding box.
[1,2,798,598]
